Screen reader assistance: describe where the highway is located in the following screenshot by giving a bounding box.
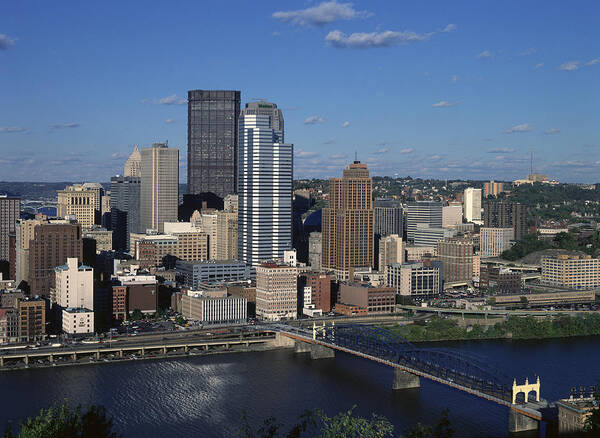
[397,305,598,317]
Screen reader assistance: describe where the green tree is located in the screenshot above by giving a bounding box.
[3,403,117,438]
[130,309,144,321]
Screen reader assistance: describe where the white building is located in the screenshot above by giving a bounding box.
[480,227,514,257]
[181,291,247,325]
[442,203,463,228]
[238,108,293,266]
[386,262,442,298]
[283,249,297,266]
[62,307,94,335]
[463,188,482,224]
[255,262,297,321]
[53,258,94,310]
[378,234,403,271]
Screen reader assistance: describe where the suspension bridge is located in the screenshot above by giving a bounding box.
[276,322,551,434]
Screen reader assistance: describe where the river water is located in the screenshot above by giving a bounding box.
[1,336,598,437]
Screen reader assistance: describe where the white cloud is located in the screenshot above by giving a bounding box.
[272,31,280,37]
[432,100,458,108]
[49,122,80,130]
[429,155,441,160]
[505,123,532,134]
[451,75,459,83]
[488,147,516,153]
[330,153,346,159]
[441,24,457,33]
[518,48,536,56]
[400,148,414,154]
[544,128,560,135]
[557,61,579,71]
[272,1,371,27]
[373,148,388,155]
[534,63,544,69]
[157,94,187,105]
[325,29,433,49]
[295,150,320,158]
[584,58,599,67]
[304,116,326,125]
[165,119,176,124]
[0,126,26,133]
[341,121,350,127]
[477,50,492,59]
[0,34,16,50]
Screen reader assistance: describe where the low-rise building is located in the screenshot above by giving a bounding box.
[337,282,395,314]
[333,302,367,316]
[130,230,209,267]
[480,266,522,294]
[62,307,94,335]
[17,297,46,342]
[386,261,442,298]
[541,254,600,290]
[298,273,332,313]
[556,397,596,435]
[480,227,514,257]
[111,271,158,320]
[0,308,18,343]
[176,260,253,289]
[181,290,247,325]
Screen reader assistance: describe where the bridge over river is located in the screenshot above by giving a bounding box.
[277,322,554,434]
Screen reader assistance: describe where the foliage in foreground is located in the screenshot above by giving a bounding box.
[3,402,118,438]
[389,314,600,342]
[238,407,453,438]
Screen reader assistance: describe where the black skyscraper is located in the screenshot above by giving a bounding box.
[110,176,140,252]
[187,90,241,199]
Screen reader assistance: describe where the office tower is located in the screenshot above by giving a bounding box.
[124,145,141,177]
[442,203,462,228]
[484,200,528,241]
[374,199,403,237]
[242,101,284,134]
[0,196,19,267]
[187,90,241,198]
[110,175,141,251]
[322,161,374,278]
[437,238,473,282]
[463,188,482,223]
[480,227,514,257]
[255,262,297,321]
[483,180,504,198]
[405,201,442,242]
[57,184,101,228]
[140,142,179,233]
[238,107,293,266]
[15,215,47,285]
[216,211,238,260]
[378,234,403,271]
[29,221,83,296]
[53,258,94,310]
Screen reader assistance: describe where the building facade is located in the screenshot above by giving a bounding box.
[17,298,46,341]
[378,234,403,271]
[322,161,374,278]
[437,238,473,283]
[480,227,514,257]
[442,203,463,228]
[53,258,94,310]
[386,261,442,298]
[308,232,322,271]
[374,199,403,237]
[541,254,600,289]
[413,225,456,247]
[483,180,504,198]
[238,109,293,266]
[299,273,332,313]
[181,292,247,325]
[255,262,297,321]
[110,175,141,251]
[463,188,482,223]
[62,307,94,335]
[484,201,528,241]
[406,201,442,242]
[176,260,253,289]
[124,145,141,177]
[140,143,179,233]
[0,196,19,268]
[337,283,395,314]
[187,90,241,198]
[57,184,98,228]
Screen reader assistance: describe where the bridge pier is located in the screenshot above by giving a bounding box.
[310,344,335,360]
[508,409,539,434]
[392,368,420,390]
[294,341,312,354]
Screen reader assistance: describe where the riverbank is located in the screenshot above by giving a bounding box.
[387,313,600,343]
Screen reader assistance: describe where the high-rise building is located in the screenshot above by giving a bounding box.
[308,232,322,271]
[57,184,100,228]
[15,215,47,285]
[28,221,83,296]
[484,200,528,241]
[140,143,179,233]
[437,238,473,283]
[255,262,297,321]
[374,199,403,237]
[216,211,238,260]
[378,234,403,271]
[53,257,94,310]
[463,188,482,223]
[0,196,19,267]
[110,175,141,251]
[483,180,504,198]
[187,90,241,198]
[406,201,442,242]
[442,203,463,228]
[322,161,374,278]
[238,107,293,266]
[124,145,141,177]
[480,227,514,257]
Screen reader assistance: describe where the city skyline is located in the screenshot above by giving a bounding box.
[1,1,599,183]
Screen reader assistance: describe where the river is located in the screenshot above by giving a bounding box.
[1,336,599,437]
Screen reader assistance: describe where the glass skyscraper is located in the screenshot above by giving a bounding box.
[187,90,241,198]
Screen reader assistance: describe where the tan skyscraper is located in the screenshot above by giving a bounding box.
[322,161,374,278]
[140,143,179,233]
[57,184,100,228]
[124,145,142,177]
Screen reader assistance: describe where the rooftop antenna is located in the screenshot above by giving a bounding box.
[355,151,358,163]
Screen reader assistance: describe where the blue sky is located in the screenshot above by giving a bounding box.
[1,1,599,183]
